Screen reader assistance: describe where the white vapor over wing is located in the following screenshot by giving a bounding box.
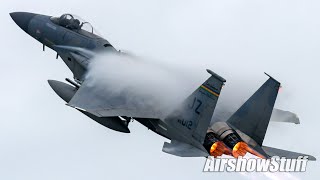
[85,51,299,122]
[85,51,201,117]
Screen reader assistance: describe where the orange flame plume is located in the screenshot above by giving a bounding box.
[210,141,232,157]
[232,142,266,159]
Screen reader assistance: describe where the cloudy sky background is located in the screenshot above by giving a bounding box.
[1,0,319,179]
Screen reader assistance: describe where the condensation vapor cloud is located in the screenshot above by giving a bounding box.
[85,51,203,118]
[85,50,265,119]
[85,50,297,122]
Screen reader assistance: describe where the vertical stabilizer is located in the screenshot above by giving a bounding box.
[227,74,281,146]
[165,69,226,144]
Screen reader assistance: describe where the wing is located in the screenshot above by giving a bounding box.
[262,146,316,161]
[162,140,209,157]
[67,79,161,118]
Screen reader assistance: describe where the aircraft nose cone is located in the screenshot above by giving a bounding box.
[10,12,37,32]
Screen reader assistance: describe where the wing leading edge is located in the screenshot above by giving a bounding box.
[67,79,161,119]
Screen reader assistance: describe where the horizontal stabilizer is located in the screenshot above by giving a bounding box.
[212,108,300,124]
[271,109,300,124]
[262,146,316,161]
[162,140,209,157]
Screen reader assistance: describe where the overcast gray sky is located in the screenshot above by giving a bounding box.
[1,0,319,179]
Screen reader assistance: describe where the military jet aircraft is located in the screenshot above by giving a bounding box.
[10,12,315,160]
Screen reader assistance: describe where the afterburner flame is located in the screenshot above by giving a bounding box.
[232,142,248,157]
[232,142,266,159]
[210,141,231,157]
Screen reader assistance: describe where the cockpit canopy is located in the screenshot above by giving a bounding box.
[51,14,101,38]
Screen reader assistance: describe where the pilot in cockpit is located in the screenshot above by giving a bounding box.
[51,14,98,36]
[59,14,81,30]
[67,19,81,30]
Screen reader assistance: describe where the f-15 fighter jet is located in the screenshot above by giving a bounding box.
[10,12,315,160]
